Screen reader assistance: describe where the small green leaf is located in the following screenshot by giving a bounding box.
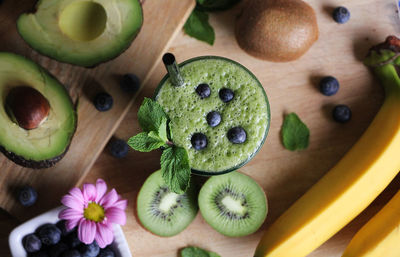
[137,98,168,133]
[127,132,165,152]
[184,10,215,45]
[181,246,221,257]
[281,113,310,151]
[158,117,168,142]
[161,146,191,194]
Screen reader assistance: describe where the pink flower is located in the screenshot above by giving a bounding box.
[58,179,127,248]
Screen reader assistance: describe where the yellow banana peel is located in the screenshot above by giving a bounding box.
[254,36,400,257]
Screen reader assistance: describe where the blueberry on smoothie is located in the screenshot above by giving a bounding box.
[191,133,208,150]
[228,127,247,144]
[219,88,234,103]
[23,233,42,253]
[196,83,211,99]
[207,111,221,127]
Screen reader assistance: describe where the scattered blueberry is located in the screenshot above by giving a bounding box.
[94,92,113,112]
[49,242,68,257]
[110,139,129,158]
[332,105,352,123]
[18,186,38,207]
[319,76,339,96]
[191,133,208,150]
[37,224,62,246]
[56,220,73,237]
[61,250,81,257]
[195,83,211,99]
[219,88,234,103]
[98,247,115,257]
[120,73,141,93]
[65,231,81,248]
[333,6,350,24]
[227,127,247,144]
[78,241,100,257]
[23,234,42,253]
[206,111,221,127]
[30,251,50,257]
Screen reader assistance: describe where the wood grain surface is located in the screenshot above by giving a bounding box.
[82,1,400,257]
[0,0,195,220]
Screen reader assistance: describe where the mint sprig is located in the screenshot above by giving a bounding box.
[128,98,191,194]
[184,10,215,45]
[181,246,221,257]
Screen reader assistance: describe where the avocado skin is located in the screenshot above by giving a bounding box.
[17,1,144,68]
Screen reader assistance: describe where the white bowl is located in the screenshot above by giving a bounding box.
[9,206,132,257]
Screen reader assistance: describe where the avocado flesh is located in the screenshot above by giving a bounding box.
[0,52,77,168]
[17,0,143,67]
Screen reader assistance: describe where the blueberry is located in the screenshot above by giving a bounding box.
[206,111,221,127]
[219,88,234,103]
[48,242,68,257]
[332,105,352,123]
[98,247,115,257]
[18,186,37,207]
[56,220,74,237]
[227,127,247,144]
[65,231,81,248]
[61,250,81,257]
[37,224,62,246]
[120,73,140,93]
[109,139,129,158]
[195,83,211,99]
[333,6,350,24]
[30,251,50,257]
[94,92,113,112]
[23,234,42,253]
[191,133,208,150]
[78,241,100,257]
[319,76,339,96]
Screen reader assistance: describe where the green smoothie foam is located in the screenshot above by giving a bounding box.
[156,57,270,174]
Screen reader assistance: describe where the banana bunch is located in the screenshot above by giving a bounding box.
[254,36,400,257]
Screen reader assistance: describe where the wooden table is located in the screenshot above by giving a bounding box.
[2,0,400,256]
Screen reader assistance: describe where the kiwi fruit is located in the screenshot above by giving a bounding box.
[235,0,318,62]
[198,171,267,237]
[136,170,198,237]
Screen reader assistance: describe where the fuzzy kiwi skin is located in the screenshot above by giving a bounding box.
[235,0,318,62]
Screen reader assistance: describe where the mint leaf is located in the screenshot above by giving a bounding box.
[281,113,310,151]
[196,0,241,11]
[158,118,168,143]
[127,132,165,152]
[138,98,168,133]
[181,247,221,257]
[161,146,191,194]
[184,10,215,45]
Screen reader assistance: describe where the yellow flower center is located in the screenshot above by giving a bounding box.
[84,202,105,222]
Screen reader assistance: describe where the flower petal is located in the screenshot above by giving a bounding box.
[105,207,126,225]
[95,179,107,202]
[66,218,82,231]
[83,183,97,202]
[78,219,96,245]
[99,189,118,209]
[95,223,114,248]
[59,208,83,220]
[68,187,84,204]
[114,199,128,210]
[61,195,84,211]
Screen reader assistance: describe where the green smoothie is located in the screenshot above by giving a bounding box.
[155,56,270,174]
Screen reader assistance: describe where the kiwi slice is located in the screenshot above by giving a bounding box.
[198,171,267,237]
[137,170,198,237]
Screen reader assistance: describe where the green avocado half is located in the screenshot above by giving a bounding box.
[17,0,143,67]
[0,52,77,169]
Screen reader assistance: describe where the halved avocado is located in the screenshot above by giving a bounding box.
[0,52,77,169]
[17,0,143,67]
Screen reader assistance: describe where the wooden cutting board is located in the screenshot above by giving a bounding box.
[0,0,195,220]
[84,0,400,256]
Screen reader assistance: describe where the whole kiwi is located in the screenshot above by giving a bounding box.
[235,0,318,62]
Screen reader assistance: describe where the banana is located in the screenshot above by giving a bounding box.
[254,35,400,257]
[342,189,400,257]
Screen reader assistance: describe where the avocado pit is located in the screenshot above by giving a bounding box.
[5,86,50,130]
